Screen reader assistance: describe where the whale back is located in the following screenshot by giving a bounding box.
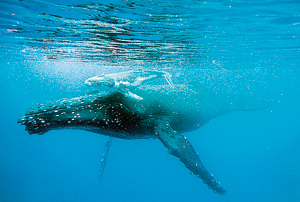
[132,83,268,132]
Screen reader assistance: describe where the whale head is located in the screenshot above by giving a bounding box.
[18,91,149,138]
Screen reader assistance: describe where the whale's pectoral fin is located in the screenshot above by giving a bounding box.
[162,73,174,88]
[117,87,143,100]
[154,120,227,195]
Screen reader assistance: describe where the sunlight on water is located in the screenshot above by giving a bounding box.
[1,0,298,68]
[1,0,207,66]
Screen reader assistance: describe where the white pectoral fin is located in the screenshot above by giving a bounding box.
[163,73,174,88]
[119,88,143,100]
[126,91,143,100]
[154,120,226,195]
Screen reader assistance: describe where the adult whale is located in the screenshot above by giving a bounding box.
[18,82,263,195]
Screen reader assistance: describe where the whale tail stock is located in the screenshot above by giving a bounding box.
[154,119,227,195]
[189,82,272,121]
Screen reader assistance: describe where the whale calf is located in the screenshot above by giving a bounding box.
[18,82,264,194]
[85,70,174,100]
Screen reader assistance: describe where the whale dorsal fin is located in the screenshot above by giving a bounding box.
[154,119,227,195]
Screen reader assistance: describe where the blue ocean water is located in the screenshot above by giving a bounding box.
[1,0,300,201]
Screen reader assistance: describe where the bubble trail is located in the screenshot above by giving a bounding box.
[98,136,113,183]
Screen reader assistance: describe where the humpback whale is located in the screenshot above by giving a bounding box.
[18,82,263,195]
[85,70,174,100]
